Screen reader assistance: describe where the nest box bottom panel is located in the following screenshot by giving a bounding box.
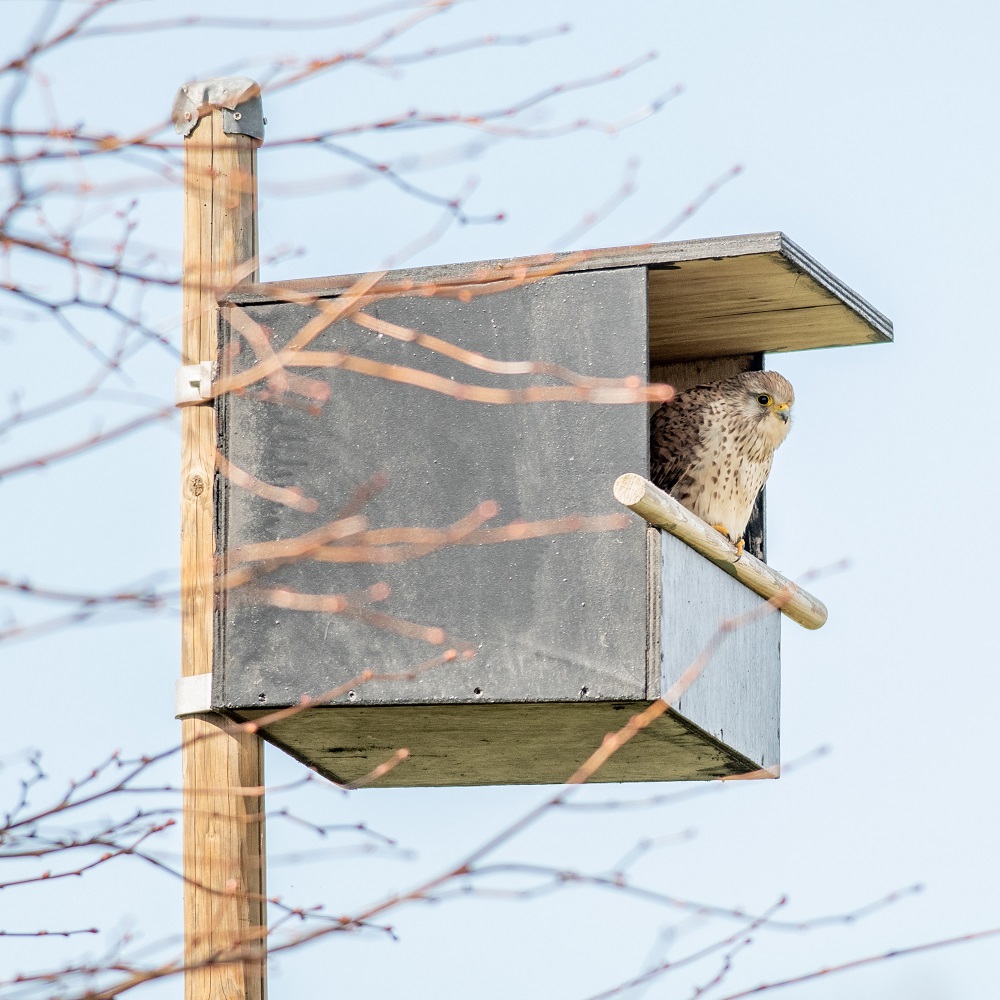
[234,701,767,787]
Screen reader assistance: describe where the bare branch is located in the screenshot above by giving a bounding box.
[713,927,1000,1000]
[0,407,174,480]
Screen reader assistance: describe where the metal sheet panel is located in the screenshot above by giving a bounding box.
[216,267,650,710]
[659,530,780,769]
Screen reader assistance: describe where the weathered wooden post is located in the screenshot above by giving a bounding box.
[172,77,266,1000]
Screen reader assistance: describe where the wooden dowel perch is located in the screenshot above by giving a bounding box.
[613,473,828,630]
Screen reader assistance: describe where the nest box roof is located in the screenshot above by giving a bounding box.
[234,231,892,365]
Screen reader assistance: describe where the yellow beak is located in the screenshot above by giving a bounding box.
[773,402,791,423]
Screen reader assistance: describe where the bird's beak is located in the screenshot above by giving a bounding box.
[773,402,791,423]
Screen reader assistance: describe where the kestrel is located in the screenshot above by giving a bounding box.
[649,371,794,556]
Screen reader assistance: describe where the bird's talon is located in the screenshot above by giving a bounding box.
[711,523,743,560]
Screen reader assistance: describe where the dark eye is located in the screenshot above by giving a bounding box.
[757,393,772,406]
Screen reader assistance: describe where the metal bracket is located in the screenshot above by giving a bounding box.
[175,673,214,718]
[171,76,265,140]
[175,361,215,407]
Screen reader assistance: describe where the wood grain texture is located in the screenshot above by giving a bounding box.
[650,354,760,395]
[614,474,827,630]
[235,700,768,786]
[181,107,266,1000]
[230,232,796,302]
[227,232,892,363]
[647,251,887,362]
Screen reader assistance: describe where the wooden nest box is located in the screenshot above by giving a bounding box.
[210,233,891,787]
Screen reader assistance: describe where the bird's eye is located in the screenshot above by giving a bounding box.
[756,393,772,406]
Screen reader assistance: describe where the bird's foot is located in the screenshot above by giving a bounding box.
[710,524,744,561]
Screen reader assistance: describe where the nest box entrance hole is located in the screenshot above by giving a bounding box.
[648,351,767,561]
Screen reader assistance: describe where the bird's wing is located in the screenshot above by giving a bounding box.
[649,389,711,494]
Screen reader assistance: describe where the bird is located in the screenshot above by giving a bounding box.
[649,370,794,558]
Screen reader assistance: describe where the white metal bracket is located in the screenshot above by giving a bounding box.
[175,361,215,407]
[175,673,213,718]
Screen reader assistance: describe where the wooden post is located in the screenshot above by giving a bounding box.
[176,79,266,1000]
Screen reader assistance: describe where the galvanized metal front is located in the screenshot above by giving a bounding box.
[216,267,651,712]
[660,531,780,770]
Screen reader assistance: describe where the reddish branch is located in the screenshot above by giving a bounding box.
[351,309,621,386]
[215,451,320,513]
[4,6,971,1000]
[0,928,98,938]
[652,164,745,240]
[713,927,1000,1000]
[0,577,169,609]
[0,407,174,480]
[222,514,367,571]
[287,349,670,403]
[76,2,450,37]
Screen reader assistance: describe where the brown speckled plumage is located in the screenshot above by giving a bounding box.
[649,371,794,543]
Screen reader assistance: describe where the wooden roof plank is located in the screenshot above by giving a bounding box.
[226,232,892,361]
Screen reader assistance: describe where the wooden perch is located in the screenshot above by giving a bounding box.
[613,473,828,630]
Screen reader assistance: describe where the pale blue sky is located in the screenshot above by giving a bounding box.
[2,2,998,997]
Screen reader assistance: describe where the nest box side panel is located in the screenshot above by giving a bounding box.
[659,531,780,770]
[217,267,651,711]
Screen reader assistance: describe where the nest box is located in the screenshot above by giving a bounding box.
[207,233,891,787]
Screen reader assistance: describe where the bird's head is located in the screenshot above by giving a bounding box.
[731,371,795,447]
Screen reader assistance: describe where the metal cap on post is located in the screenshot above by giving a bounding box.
[176,77,266,1000]
[172,76,265,141]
